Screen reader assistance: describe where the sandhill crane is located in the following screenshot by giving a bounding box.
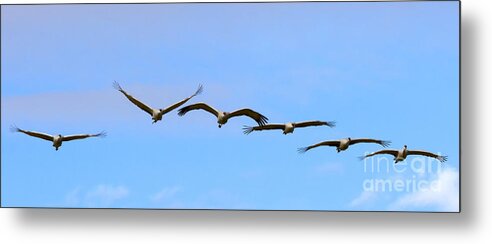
[359,145,447,163]
[243,120,335,135]
[11,126,106,151]
[298,138,390,153]
[178,102,268,128]
[113,81,203,124]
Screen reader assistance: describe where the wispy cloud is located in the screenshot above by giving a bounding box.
[148,186,256,209]
[64,187,82,206]
[1,82,209,124]
[64,184,129,208]
[388,167,459,212]
[1,82,250,136]
[349,191,378,208]
[190,189,254,210]
[85,184,129,207]
[348,167,459,212]
[150,186,182,203]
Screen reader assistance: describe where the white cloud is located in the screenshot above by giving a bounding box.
[65,184,129,208]
[348,167,459,212]
[64,187,82,206]
[388,167,459,212]
[190,189,254,210]
[349,191,378,208]
[85,184,129,207]
[150,186,181,203]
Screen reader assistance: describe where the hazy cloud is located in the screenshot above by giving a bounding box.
[150,186,182,203]
[64,184,129,208]
[349,191,378,208]
[348,167,459,212]
[388,167,459,212]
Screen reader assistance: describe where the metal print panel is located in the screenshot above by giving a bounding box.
[1,1,460,212]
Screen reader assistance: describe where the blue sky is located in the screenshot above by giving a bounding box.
[1,2,459,211]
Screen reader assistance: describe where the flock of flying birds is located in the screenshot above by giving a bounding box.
[11,82,447,163]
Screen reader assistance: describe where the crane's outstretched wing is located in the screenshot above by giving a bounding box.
[11,126,54,141]
[161,84,203,115]
[298,140,341,153]
[242,124,285,134]
[407,150,448,163]
[359,150,399,160]
[293,121,336,128]
[178,102,220,117]
[349,138,391,147]
[63,131,107,142]
[113,81,153,116]
[227,108,268,126]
